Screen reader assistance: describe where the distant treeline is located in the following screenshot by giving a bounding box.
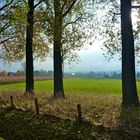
[64,71,121,79]
[1,70,140,79]
[0,70,53,77]
[65,71,140,79]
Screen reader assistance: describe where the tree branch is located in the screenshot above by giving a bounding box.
[131,5,140,9]
[34,0,44,9]
[62,0,77,18]
[0,22,10,34]
[112,12,121,22]
[23,0,27,5]
[2,43,10,54]
[63,15,82,28]
[61,0,67,12]
[0,0,14,11]
[0,36,15,44]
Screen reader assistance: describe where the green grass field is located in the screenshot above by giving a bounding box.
[0,78,123,94]
[0,78,140,95]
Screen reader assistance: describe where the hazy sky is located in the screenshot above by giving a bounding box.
[0,41,122,72]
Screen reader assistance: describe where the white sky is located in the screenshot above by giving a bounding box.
[0,41,121,72]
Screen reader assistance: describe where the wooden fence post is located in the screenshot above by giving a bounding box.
[77,104,82,122]
[34,98,39,114]
[10,95,15,108]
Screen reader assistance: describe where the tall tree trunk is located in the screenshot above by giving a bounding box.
[121,0,139,106]
[25,0,34,95]
[53,0,64,98]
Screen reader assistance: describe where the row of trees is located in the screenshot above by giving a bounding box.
[1,0,140,107]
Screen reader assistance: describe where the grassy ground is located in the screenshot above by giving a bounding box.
[1,106,140,140]
[2,78,140,94]
[0,78,140,139]
[0,78,123,94]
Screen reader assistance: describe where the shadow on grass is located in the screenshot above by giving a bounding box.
[115,107,140,140]
[0,107,99,140]
[1,106,140,140]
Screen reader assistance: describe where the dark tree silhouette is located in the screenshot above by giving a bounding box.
[53,0,80,98]
[25,0,34,95]
[53,0,64,98]
[121,0,139,106]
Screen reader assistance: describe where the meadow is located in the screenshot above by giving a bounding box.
[1,78,140,96]
[0,78,123,94]
[0,78,140,139]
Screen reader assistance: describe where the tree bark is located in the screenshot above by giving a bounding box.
[53,0,64,98]
[121,0,139,106]
[25,0,34,95]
